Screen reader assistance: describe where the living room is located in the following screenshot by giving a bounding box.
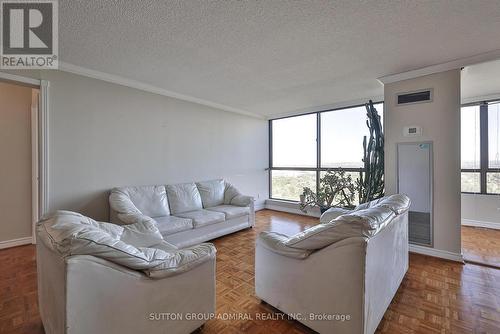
[0,1,499,334]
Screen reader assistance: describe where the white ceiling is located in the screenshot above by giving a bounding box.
[462,59,500,103]
[59,1,500,118]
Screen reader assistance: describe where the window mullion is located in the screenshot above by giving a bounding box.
[316,113,321,194]
[480,103,489,194]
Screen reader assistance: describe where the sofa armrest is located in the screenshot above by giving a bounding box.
[145,243,217,279]
[66,254,146,279]
[257,232,311,259]
[231,195,254,207]
[320,207,352,224]
[109,189,141,215]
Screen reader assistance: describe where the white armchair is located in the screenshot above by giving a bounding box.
[255,194,410,334]
[36,211,216,334]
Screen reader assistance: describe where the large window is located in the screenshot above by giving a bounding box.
[272,114,317,167]
[269,102,383,201]
[461,101,500,194]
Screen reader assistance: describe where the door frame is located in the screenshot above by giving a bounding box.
[0,71,49,244]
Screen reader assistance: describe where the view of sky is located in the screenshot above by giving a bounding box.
[272,103,383,168]
[461,103,500,169]
[489,103,500,168]
[461,106,480,169]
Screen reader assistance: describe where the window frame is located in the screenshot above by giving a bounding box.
[268,102,383,202]
[461,100,500,195]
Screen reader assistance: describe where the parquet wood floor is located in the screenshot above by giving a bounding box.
[1,209,499,333]
[462,226,500,267]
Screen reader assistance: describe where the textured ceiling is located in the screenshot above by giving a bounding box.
[59,0,500,117]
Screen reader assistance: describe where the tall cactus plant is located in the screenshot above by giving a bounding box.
[358,100,384,203]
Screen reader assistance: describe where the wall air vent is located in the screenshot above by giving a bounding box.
[397,89,433,105]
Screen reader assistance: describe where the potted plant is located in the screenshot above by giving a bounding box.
[300,169,357,213]
[299,100,384,213]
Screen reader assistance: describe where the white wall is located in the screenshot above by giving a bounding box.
[0,82,33,242]
[462,194,500,228]
[384,70,462,255]
[40,71,268,221]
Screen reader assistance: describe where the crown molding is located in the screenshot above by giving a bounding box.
[378,49,500,85]
[58,62,264,119]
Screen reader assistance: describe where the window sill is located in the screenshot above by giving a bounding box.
[265,199,321,218]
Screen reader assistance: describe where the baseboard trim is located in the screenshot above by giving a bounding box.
[255,202,266,211]
[409,244,464,262]
[462,219,500,230]
[0,237,33,250]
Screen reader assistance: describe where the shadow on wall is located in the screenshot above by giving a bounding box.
[54,190,110,222]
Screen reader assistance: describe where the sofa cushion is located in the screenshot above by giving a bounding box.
[196,179,226,208]
[37,210,216,278]
[110,185,170,217]
[206,205,250,219]
[285,207,395,250]
[166,182,203,214]
[174,210,225,228]
[154,215,193,235]
[223,182,241,205]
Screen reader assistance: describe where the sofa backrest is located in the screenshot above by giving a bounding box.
[355,194,410,214]
[110,179,243,217]
[37,211,165,261]
[196,179,225,208]
[37,210,216,279]
[375,194,411,214]
[166,182,203,214]
[110,185,170,218]
[285,206,396,250]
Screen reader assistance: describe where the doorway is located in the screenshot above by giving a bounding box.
[0,73,45,249]
[461,60,500,268]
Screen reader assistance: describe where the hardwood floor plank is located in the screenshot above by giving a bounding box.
[0,210,499,333]
[462,226,500,267]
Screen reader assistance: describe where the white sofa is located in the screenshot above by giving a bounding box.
[109,179,254,248]
[37,211,216,334]
[255,194,410,334]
